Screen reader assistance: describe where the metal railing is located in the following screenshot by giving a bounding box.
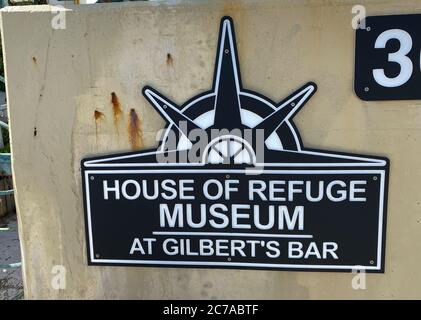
[0,76,18,273]
[0,93,13,196]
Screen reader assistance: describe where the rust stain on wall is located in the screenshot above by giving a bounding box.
[166,53,174,67]
[111,92,123,134]
[93,110,105,142]
[94,110,105,121]
[128,108,143,150]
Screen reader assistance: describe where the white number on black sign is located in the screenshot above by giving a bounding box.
[355,14,421,100]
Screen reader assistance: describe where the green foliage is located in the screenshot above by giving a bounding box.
[0,143,10,154]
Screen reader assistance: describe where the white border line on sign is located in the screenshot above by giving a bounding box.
[152,232,314,239]
[84,169,386,271]
[83,149,387,167]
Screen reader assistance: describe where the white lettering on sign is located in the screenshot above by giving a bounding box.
[98,176,373,264]
[158,238,284,258]
[103,179,196,201]
[129,238,156,255]
[247,179,367,202]
[158,203,304,231]
[103,178,369,202]
[288,241,338,259]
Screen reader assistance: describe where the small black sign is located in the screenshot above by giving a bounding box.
[355,14,421,101]
[82,17,389,272]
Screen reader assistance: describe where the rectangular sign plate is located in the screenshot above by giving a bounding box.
[83,166,388,272]
[355,14,421,101]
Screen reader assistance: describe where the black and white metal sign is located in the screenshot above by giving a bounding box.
[355,14,421,100]
[82,17,389,272]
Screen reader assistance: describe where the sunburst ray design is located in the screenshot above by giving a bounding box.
[142,16,317,160]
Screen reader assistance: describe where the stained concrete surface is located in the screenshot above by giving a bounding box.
[2,1,421,299]
[0,213,23,300]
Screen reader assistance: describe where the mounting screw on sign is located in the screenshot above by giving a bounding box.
[355,14,421,100]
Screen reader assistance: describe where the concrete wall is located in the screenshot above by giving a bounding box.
[1,0,421,299]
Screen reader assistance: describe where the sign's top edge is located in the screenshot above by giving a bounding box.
[363,12,421,20]
[81,148,388,167]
